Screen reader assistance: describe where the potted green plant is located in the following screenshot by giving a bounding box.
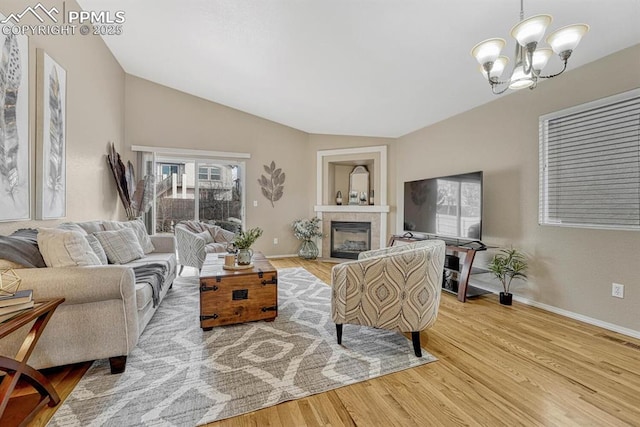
[292,217,323,260]
[233,227,263,265]
[487,248,528,305]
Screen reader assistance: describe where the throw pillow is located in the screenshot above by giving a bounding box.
[102,219,155,254]
[93,228,145,264]
[76,221,104,234]
[196,230,214,244]
[101,220,126,231]
[85,234,108,265]
[0,229,47,268]
[57,222,88,235]
[37,228,102,268]
[127,218,155,254]
[211,227,236,244]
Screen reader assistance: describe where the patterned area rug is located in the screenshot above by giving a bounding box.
[49,267,436,426]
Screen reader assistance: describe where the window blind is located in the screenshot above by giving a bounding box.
[539,89,640,230]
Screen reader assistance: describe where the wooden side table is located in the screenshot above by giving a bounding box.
[0,298,65,426]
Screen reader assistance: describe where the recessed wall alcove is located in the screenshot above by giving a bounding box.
[314,146,389,259]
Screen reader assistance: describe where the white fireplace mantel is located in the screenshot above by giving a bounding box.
[315,146,389,258]
[314,205,390,213]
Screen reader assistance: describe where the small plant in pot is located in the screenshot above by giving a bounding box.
[487,248,527,306]
[232,227,263,265]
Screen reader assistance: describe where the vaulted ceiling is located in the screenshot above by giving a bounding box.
[78,0,640,137]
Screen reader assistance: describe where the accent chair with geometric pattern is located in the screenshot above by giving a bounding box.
[331,239,446,357]
[175,221,237,274]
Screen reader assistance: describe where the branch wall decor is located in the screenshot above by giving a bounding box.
[36,50,66,219]
[258,161,285,207]
[0,17,30,222]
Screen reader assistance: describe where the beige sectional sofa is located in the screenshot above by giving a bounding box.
[0,220,177,374]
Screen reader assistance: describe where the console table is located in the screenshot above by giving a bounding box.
[388,235,487,302]
[0,298,65,426]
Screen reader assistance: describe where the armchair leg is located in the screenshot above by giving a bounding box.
[411,332,422,357]
[336,324,343,345]
[178,265,184,276]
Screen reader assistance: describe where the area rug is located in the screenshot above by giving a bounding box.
[48,267,436,426]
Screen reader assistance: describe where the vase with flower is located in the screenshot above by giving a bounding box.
[232,227,263,265]
[292,217,324,260]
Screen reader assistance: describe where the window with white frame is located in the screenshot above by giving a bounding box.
[198,166,221,181]
[539,89,640,230]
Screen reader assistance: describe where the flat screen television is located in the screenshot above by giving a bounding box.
[403,171,483,241]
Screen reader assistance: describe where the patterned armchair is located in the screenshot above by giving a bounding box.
[331,240,445,357]
[175,221,236,274]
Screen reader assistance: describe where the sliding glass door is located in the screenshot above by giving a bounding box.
[196,162,242,233]
[138,152,244,234]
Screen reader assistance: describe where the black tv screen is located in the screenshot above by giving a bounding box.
[403,171,483,240]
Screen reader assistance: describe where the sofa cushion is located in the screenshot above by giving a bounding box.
[94,228,145,264]
[84,234,108,265]
[58,222,107,264]
[126,219,155,254]
[57,222,88,234]
[135,281,154,311]
[37,228,102,268]
[103,220,155,254]
[75,221,104,234]
[125,253,176,273]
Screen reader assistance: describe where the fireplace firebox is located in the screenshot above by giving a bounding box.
[330,221,372,259]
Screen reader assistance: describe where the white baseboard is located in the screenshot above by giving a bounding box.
[265,254,298,259]
[470,284,640,340]
[514,296,640,340]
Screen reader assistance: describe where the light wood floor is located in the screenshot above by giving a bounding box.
[8,258,640,426]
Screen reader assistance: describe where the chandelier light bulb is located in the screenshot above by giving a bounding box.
[532,48,553,72]
[510,14,553,46]
[480,56,509,80]
[509,64,535,90]
[471,38,506,66]
[547,24,590,56]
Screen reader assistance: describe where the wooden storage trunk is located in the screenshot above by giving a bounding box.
[199,252,278,330]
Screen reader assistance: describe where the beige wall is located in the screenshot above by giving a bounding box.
[397,44,640,332]
[0,0,125,236]
[124,76,310,256]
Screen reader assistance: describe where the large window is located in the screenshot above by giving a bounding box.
[539,89,640,230]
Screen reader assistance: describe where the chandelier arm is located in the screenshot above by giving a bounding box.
[539,59,568,79]
[490,82,511,95]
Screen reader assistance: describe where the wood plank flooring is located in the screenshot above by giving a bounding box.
[7,258,640,426]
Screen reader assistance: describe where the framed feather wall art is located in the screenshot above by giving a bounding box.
[36,50,66,219]
[0,15,30,222]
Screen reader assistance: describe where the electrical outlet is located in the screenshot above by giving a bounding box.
[253,200,258,207]
[612,283,624,298]
[273,238,278,245]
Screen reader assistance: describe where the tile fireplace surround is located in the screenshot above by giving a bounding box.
[321,211,382,259]
[315,146,389,259]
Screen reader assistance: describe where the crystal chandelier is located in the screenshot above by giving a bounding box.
[471,0,589,95]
